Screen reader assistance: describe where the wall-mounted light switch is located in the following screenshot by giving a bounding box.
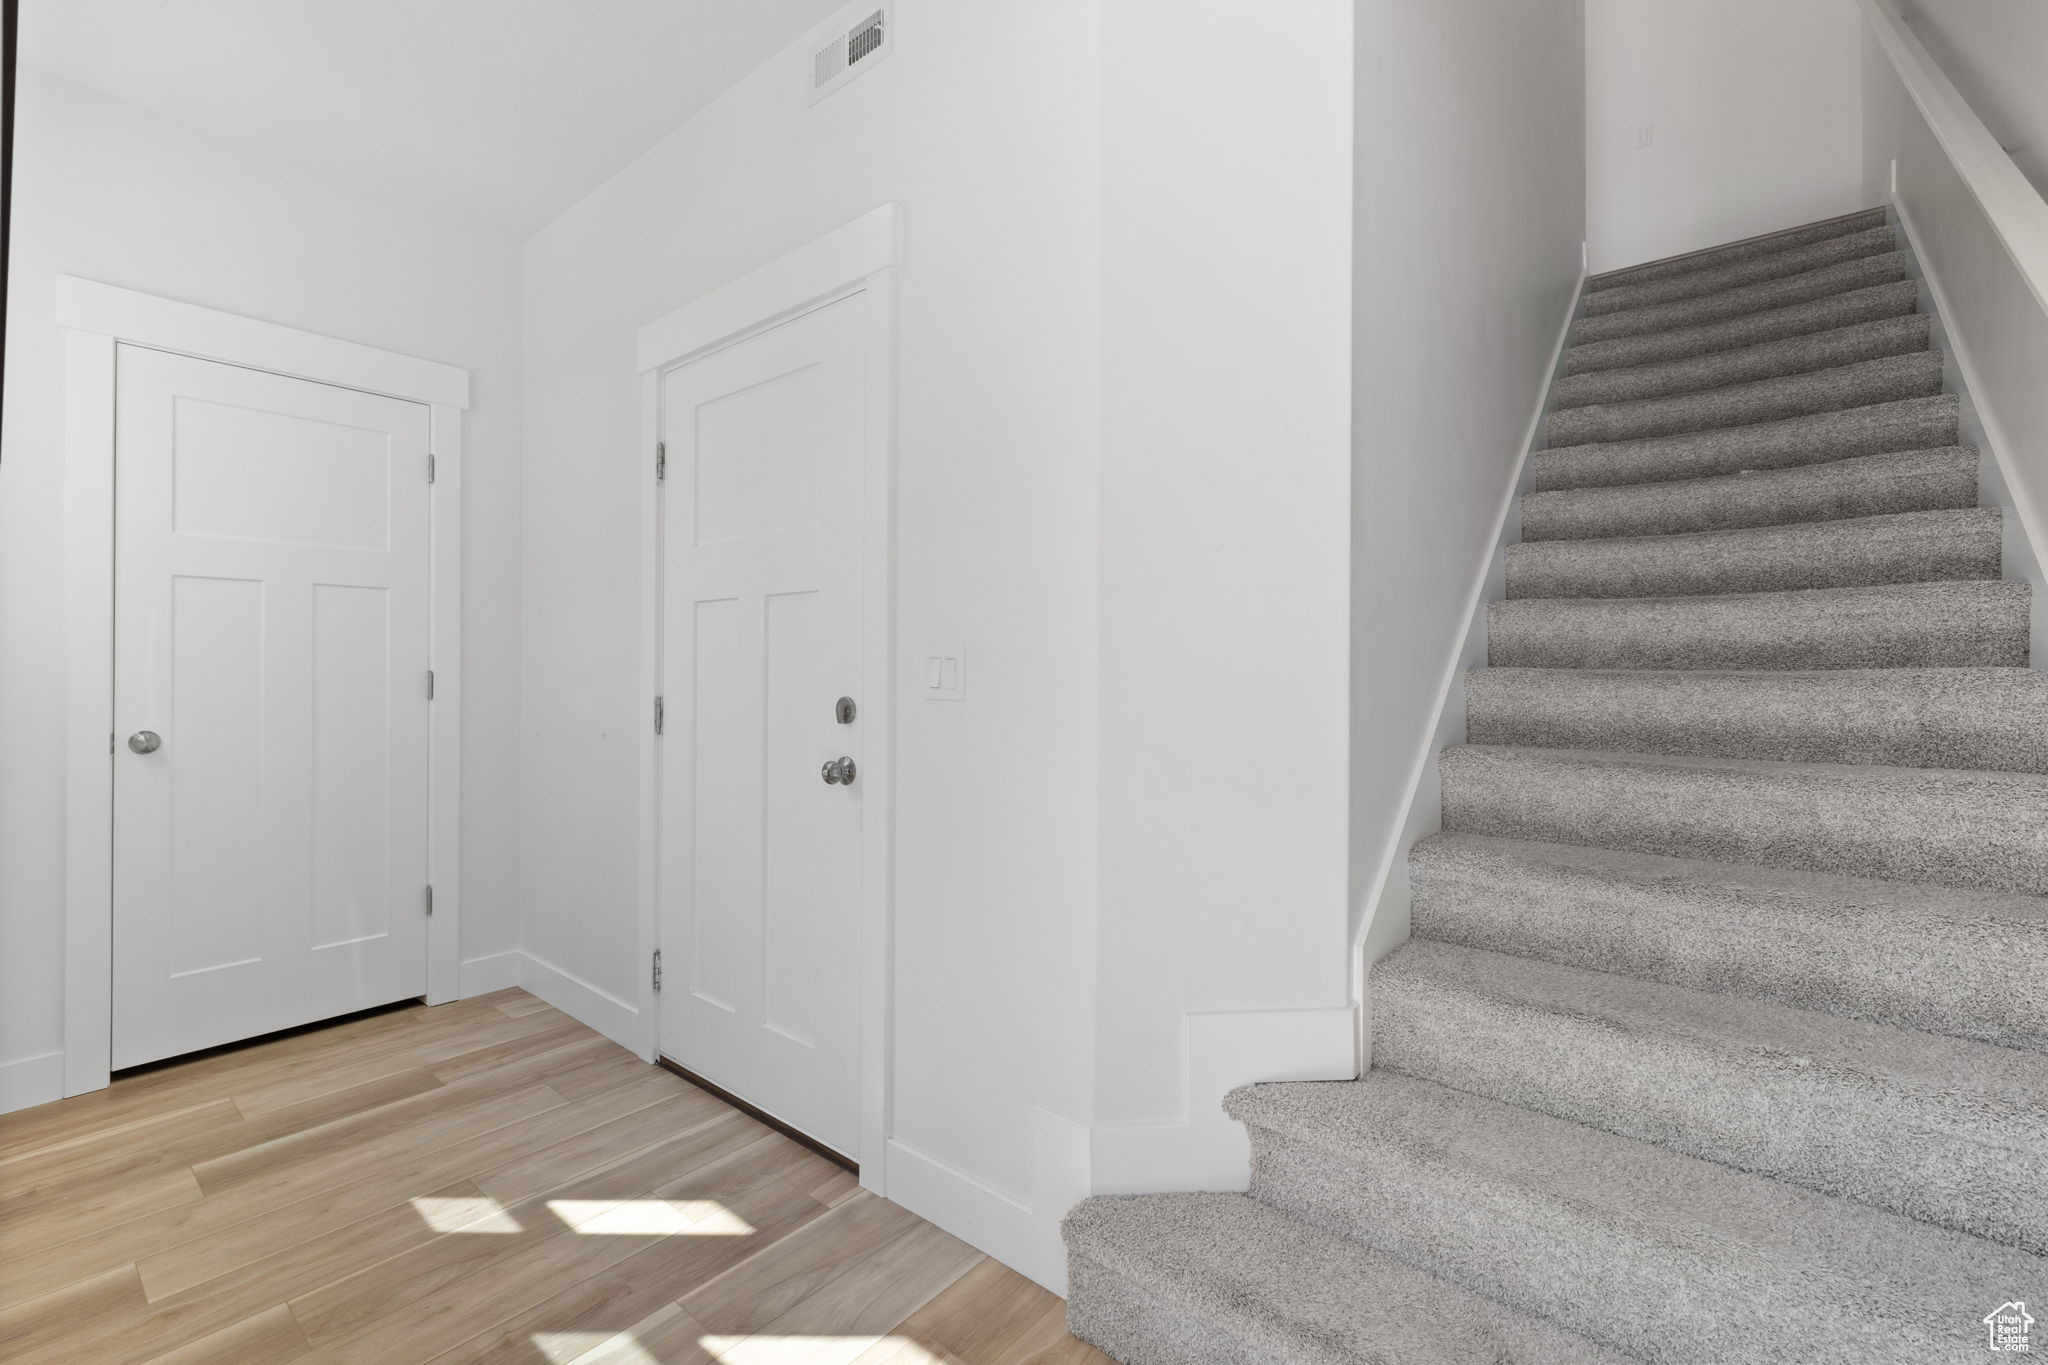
[1636,124,1655,149]
[922,647,964,701]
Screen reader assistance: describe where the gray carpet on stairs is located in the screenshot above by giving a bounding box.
[1556,312,1931,408]
[1064,206,2048,1364]
[1064,1194,1643,1365]
[1465,665,2048,770]
[1586,207,1887,291]
[1407,832,2048,1049]
[1546,350,1944,446]
[1439,744,2048,893]
[1229,1072,2048,1365]
[1520,446,1976,541]
[1563,279,1921,375]
[1367,940,2048,1253]
[1530,394,1958,492]
[1574,253,1910,343]
[1580,225,1897,317]
[1504,507,2001,599]
[1488,580,2030,670]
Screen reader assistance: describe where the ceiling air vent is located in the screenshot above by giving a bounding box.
[810,7,892,105]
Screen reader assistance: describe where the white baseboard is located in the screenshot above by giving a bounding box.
[1091,1005,1358,1197]
[516,951,644,1051]
[888,1004,1354,1298]
[457,951,524,997]
[0,1051,66,1117]
[884,1104,1091,1296]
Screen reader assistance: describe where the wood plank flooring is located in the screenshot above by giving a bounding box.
[0,990,1114,1365]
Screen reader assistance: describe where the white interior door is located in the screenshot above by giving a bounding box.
[658,293,869,1158]
[112,344,433,1069]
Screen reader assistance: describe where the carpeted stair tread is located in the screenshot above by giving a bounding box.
[1563,280,1920,376]
[1557,313,1931,409]
[1062,1192,1640,1365]
[1407,831,2048,1049]
[1439,743,2048,893]
[1547,351,1944,446]
[1587,207,1888,292]
[1464,665,2048,770]
[1228,1071,2048,1365]
[1366,939,2048,1251]
[1574,253,1910,344]
[1503,507,2000,600]
[1488,580,2029,671]
[1582,225,1896,317]
[1531,395,1958,492]
[1520,446,1976,542]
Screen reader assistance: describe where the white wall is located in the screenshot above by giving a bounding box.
[1349,2,1587,958]
[1094,0,1355,1127]
[519,0,1102,1220]
[0,71,525,1101]
[1900,0,2048,199]
[1585,0,1865,273]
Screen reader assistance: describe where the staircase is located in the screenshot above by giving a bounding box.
[1062,207,2048,1364]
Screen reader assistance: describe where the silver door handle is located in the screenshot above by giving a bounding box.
[128,731,162,754]
[821,756,856,786]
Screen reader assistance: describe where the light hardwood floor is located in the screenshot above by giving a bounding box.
[0,989,1114,1365]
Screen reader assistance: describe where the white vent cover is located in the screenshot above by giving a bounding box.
[810,7,892,104]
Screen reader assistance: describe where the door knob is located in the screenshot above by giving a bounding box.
[820,756,857,786]
[128,731,162,754]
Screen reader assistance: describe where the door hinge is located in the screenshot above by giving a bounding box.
[655,442,666,482]
[653,695,665,735]
[427,669,436,700]
[428,452,437,484]
[426,884,435,917]
[652,950,663,992]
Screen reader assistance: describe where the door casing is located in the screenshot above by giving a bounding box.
[634,205,899,1191]
[60,276,470,1099]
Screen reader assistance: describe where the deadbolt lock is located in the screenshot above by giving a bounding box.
[835,696,857,724]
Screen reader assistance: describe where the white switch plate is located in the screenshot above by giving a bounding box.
[921,647,964,701]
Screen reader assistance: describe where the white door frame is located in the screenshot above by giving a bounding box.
[635,205,899,1189]
[59,277,471,1098]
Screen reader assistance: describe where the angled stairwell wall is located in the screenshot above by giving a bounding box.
[1347,0,1587,1006]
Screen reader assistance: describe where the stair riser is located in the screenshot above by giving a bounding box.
[1408,843,2048,1050]
[1564,281,1919,376]
[1577,255,1908,344]
[1068,1260,1259,1365]
[1488,585,2030,671]
[1369,970,2048,1254]
[1464,668,2048,772]
[1546,353,1944,447]
[1532,397,1957,493]
[1244,1127,2026,1365]
[1557,315,1931,409]
[1504,509,2001,600]
[1439,747,2048,893]
[1583,227,1896,316]
[1520,448,1976,542]
[1587,208,1888,293]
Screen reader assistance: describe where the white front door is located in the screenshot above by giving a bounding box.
[658,293,869,1158]
[112,345,433,1069]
